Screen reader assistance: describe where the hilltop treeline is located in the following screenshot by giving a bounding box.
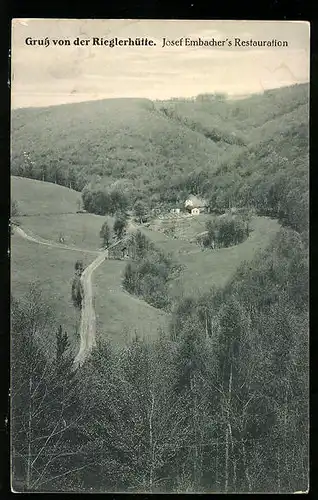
[11,224,308,492]
[11,84,308,225]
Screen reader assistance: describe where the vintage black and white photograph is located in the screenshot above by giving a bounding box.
[10,19,309,493]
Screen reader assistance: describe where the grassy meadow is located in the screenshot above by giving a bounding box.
[10,232,90,349]
[138,215,281,298]
[171,216,281,296]
[11,175,81,215]
[10,82,309,493]
[11,173,282,346]
[20,213,114,251]
[94,259,168,344]
[11,84,308,346]
[11,176,167,346]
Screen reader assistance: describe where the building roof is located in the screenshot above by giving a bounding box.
[185,195,207,208]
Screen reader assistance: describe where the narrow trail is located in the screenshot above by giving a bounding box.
[13,224,130,368]
[14,226,100,255]
[73,249,109,368]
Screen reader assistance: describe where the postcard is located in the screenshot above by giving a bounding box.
[10,19,309,493]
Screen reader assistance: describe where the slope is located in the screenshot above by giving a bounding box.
[135,215,281,299]
[11,177,168,345]
[10,97,242,197]
[11,84,308,210]
[11,175,81,215]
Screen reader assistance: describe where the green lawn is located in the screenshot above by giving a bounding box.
[11,233,93,351]
[20,213,114,251]
[93,259,168,345]
[11,176,81,215]
[11,232,167,348]
[138,216,281,298]
[11,175,281,349]
[11,175,115,251]
[11,176,166,347]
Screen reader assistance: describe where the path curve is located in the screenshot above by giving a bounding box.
[13,224,129,368]
[14,226,100,255]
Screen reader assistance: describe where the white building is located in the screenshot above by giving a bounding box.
[191,207,200,215]
[184,195,208,215]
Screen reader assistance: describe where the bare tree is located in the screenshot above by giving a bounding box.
[11,287,88,492]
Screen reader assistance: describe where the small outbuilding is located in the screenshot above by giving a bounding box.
[191,207,200,215]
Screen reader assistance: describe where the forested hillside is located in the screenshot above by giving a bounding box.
[11,84,308,224]
[11,83,309,493]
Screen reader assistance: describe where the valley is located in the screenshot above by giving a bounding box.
[10,82,309,493]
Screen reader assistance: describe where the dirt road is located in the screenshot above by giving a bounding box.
[14,225,100,255]
[14,224,129,368]
[73,249,108,367]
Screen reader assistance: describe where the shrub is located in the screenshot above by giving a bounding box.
[204,214,251,249]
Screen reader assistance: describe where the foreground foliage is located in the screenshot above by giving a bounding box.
[12,226,308,492]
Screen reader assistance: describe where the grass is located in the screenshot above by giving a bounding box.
[138,216,281,298]
[20,213,114,251]
[174,216,281,296]
[11,232,92,350]
[11,176,81,215]
[11,176,167,346]
[93,259,168,345]
[12,176,114,251]
[11,229,167,348]
[11,176,281,347]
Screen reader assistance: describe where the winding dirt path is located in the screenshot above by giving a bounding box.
[73,249,108,367]
[14,226,100,255]
[13,224,128,368]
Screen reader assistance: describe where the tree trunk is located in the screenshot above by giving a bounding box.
[225,364,233,492]
[26,376,33,489]
[277,448,281,492]
[215,436,219,489]
[284,386,288,487]
[225,426,229,493]
[191,374,200,490]
[205,310,209,339]
[241,438,252,492]
[149,389,155,491]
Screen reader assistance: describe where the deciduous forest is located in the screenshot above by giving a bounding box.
[11,84,309,492]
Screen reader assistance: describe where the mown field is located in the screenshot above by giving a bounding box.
[173,216,281,296]
[11,175,81,215]
[20,213,114,251]
[12,175,114,251]
[10,232,90,350]
[11,175,281,345]
[94,259,168,344]
[137,215,281,298]
[11,177,168,345]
